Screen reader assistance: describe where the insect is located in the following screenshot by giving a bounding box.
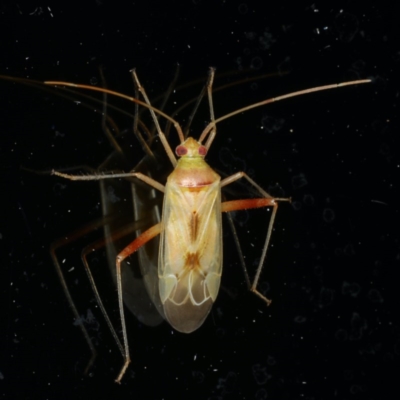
[46,69,370,383]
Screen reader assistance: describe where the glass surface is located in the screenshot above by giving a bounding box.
[0,2,396,398]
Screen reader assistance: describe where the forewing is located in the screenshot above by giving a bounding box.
[158,180,222,333]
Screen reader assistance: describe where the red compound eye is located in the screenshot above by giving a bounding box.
[198,145,207,156]
[176,145,187,156]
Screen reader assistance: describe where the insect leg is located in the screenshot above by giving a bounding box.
[50,214,117,374]
[114,222,163,383]
[53,170,165,193]
[131,70,179,166]
[221,172,290,305]
[80,219,151,361]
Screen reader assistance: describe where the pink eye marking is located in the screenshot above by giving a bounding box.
[176,145,187,156]
[198,145,207,156]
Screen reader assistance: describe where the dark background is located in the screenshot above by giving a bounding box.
[1,1,398,399]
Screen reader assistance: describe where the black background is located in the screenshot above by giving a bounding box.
[1,1,398,399]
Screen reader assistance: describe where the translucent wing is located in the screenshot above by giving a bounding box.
[101,148,167,326]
